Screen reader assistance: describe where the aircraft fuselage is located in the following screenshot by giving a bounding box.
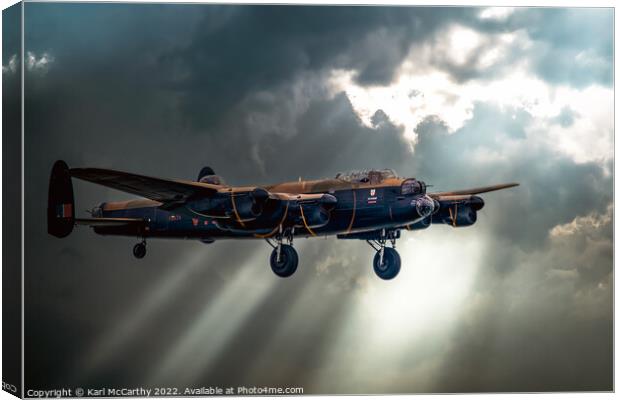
[92,179,438,240]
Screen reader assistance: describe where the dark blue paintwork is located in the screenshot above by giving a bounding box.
[92,185,466,241]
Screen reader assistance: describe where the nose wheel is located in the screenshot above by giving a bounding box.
[133,240,147,259]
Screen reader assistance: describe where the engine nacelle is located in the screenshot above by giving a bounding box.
[432,204,477,227]
[232,195,260,220]
[233,188,271,219]
[291,204,330,229]
[188,188,270,220]
[408,216,431,230]
[201,193,336,233]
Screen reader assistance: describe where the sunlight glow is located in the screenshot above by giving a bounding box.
[75,249,212,381]
[327,23,613,167]
[312,228,483,392]
[479,7,515,21]
[148,255,277,386]
[358,229,481,350]
[448,26,482,65]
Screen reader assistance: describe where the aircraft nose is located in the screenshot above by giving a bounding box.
[414,195,436,217]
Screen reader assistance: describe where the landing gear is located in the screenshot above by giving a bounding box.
[266,227,298,278]
[373,247,401,280]
[269,244,298,278]
[366,229,401,280]
[133,240,147,259]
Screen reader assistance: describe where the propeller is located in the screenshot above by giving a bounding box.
[448,203,458,227]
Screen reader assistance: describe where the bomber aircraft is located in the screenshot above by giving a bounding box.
[48,160,518,279]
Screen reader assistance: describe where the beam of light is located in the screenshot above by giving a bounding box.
[239,249,357,384]
[147,251,278,387]
[73,247,213,382]
[310,228,483,393]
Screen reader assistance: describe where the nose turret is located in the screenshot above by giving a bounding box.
[415,195,436,217]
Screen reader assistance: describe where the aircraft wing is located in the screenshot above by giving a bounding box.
[430,182,519,198]
[69,168,220,205]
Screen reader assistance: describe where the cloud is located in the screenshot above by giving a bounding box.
[4,51,56,76]
[478,7,515,21]
[26,51,54,74]
[328,27,613,166]
[520,8,613,88]
[155,6,482,129]
[2,54,17,74]
[549,203,612,238]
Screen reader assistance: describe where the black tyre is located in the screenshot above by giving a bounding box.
[133,243,146,259]
[270,244,298,278]
[373,247,401,280]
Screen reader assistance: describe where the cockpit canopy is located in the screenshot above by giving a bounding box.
[335,169,398,184]
[401,178,426,195]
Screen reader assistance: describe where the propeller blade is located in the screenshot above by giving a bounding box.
[447,204,458,227]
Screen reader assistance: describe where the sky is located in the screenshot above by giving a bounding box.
[4,4,613,393]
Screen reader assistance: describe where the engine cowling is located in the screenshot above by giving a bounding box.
[188,187,270,220]
[408,216,431,230]
[292,204,330,229]
[432,204,477,227]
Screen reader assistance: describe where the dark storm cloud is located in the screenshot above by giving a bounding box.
[513,8,613,88]
[159,6,482,129]
[21,3,612,394]
[402,8,613,87]
[242,92,411,179]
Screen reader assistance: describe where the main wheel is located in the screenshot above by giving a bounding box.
[373,247,401,280]
[270,244,298,278]
[133,243,146,259]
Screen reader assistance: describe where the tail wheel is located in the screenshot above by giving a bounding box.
[373,247,401,280]
[133,242,147,259]
[270,244,298,278]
